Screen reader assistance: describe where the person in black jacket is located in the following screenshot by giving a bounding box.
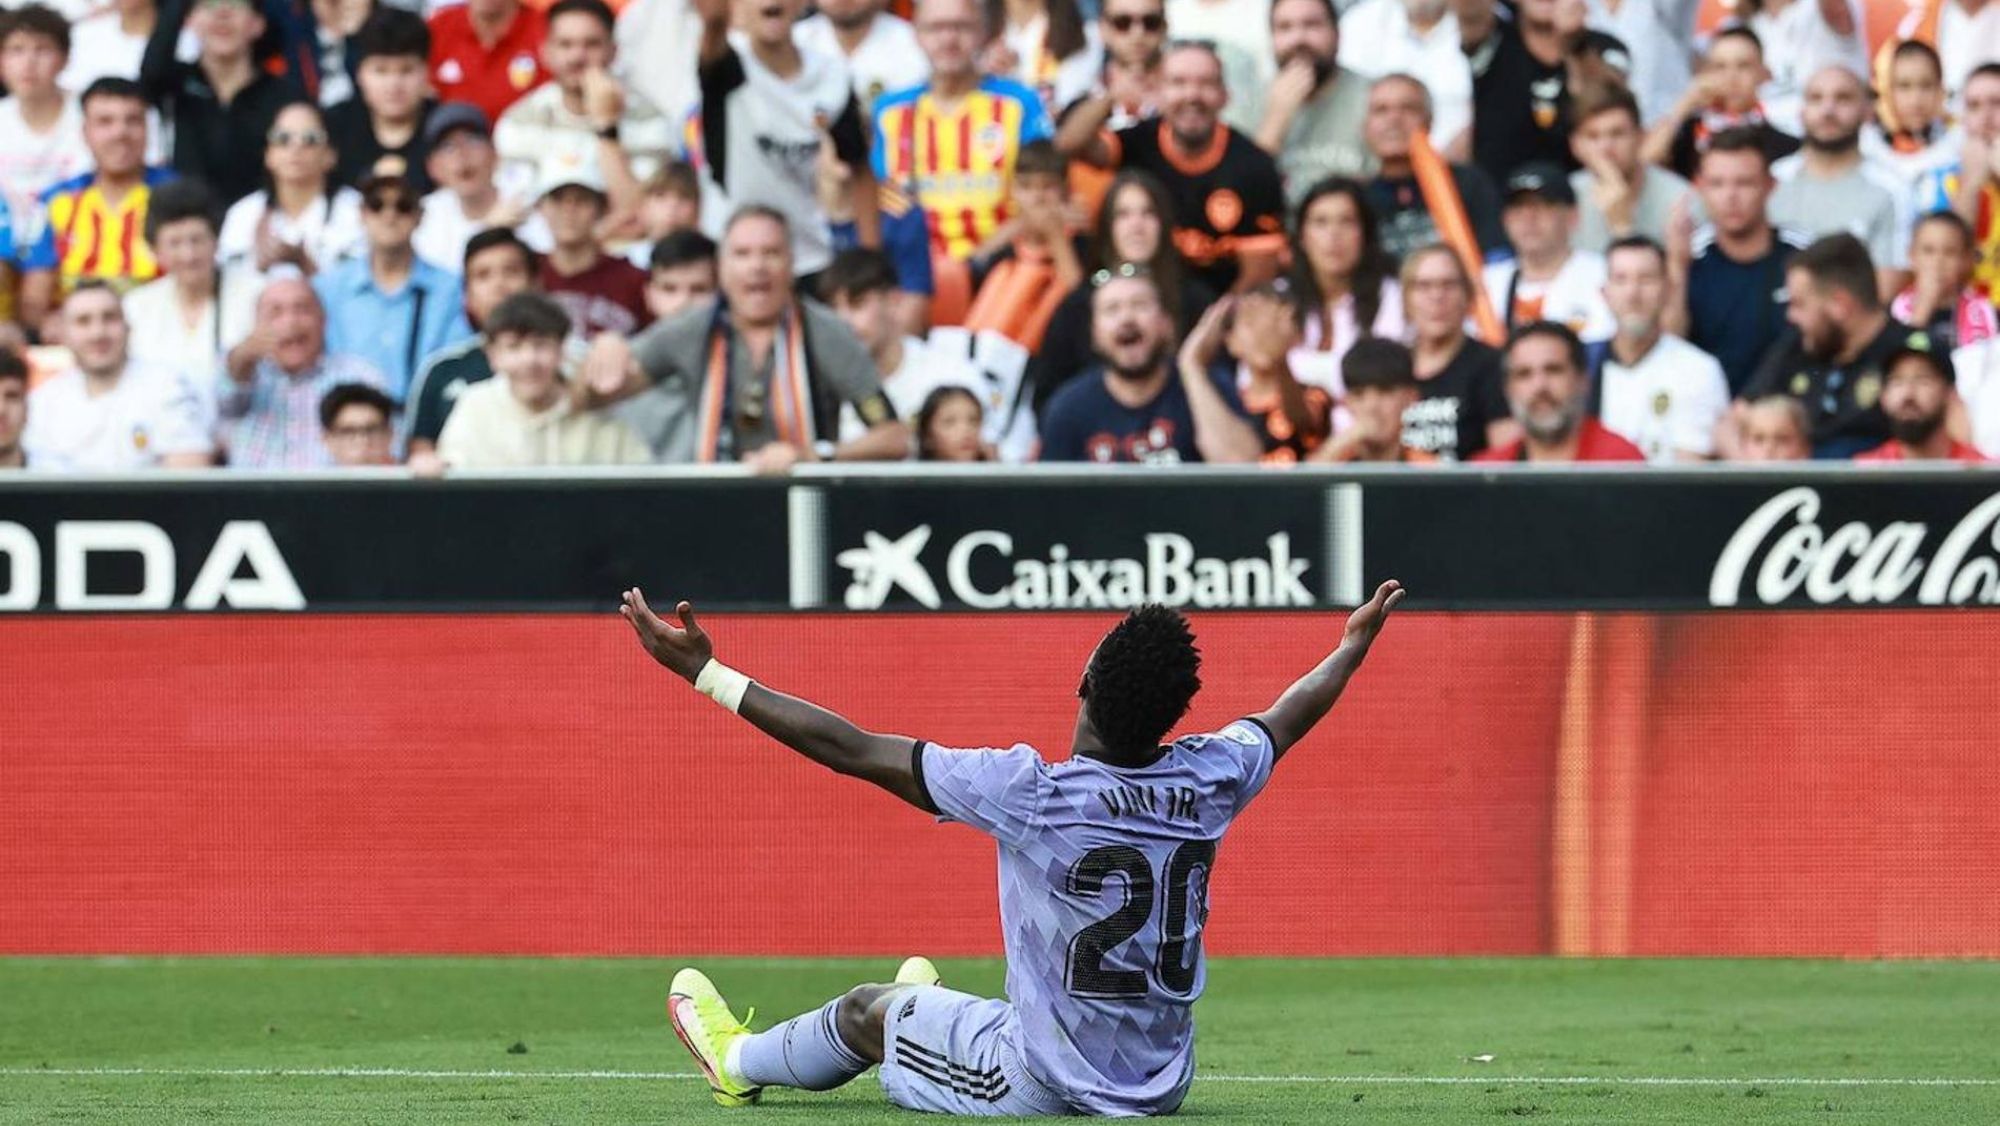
[140,0,302,206]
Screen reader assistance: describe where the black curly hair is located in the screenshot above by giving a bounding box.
[1078,605,1202,758]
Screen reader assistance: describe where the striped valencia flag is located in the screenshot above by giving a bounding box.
[1409,129,1505,345]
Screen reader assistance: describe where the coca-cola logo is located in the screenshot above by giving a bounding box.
[1709,487,2000,607]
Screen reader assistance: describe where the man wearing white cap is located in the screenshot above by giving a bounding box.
[536,154,651,338]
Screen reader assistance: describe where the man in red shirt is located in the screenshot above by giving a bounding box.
[429,0,548,123]
[1474,321,1648,463]
[1853,339,1989,464]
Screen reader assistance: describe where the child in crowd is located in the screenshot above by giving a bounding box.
[916,385,990,461]
[1863,40,1961,196]
[624,161,702,267]
[1645,27,1802,181]
[643,228,718,322]
[1891,211,1998,353]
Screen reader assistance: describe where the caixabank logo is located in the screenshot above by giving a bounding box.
[835,525,1314,611]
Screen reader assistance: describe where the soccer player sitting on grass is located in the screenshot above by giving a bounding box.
[619,579,1405,1116]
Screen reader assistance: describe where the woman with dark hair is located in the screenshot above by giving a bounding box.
[1029,168,1215,415]
[984,0,1098,113]
[1284,177,1404,401]
[916,385,992,461]
[216,99,365,277]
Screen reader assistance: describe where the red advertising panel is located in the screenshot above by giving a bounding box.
[5,613,1995,958]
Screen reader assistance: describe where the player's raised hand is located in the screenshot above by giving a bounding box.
[620,588,715,682]
[1342,580,1405,649]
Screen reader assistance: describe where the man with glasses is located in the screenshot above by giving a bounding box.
[1053,0,1168,154]
[314,171,471,401]
[140,0,300,205]
[319,383,399,467]
[582,206,907,471]
[873,0,1053,262]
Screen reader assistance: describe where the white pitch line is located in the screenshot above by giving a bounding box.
[0,1068,1997,1087]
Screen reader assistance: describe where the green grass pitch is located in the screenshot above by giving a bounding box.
[2,957,1997,1124]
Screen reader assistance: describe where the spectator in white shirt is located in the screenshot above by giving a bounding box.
[1740,0,1864,132]
[1336,0,1472,153]
[1861,40,1961,201]
[0,5,94,225]
[61,0,160,96]
[218,100,367,277]
[1953,335,2000,460]
[494,0,677,226]
[613,0,701,130]
[0,351,26,469]
[1595,235,1729,462]
[1484,163,1616,344]
[23,281,214,470]
[1939,0,2000,105]
[414,101,553,271]
[123,179,259,388]
[820,247,983,447]
[793,0,929,111]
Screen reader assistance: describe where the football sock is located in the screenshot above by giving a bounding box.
[728,997,871,1091]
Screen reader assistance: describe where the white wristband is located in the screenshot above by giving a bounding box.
[694,659,752,714]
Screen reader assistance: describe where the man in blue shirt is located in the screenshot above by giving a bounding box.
[314,170,471,399]
[1039,266,1245,463]
[1669,128,1806,396]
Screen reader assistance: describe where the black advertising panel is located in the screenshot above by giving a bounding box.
[4,468,1998,613]
[0,476,790,612]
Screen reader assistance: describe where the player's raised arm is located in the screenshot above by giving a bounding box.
[1251,580,1404,762]
[619,589,932,811]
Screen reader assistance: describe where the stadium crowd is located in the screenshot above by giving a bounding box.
[0,0,1994,471]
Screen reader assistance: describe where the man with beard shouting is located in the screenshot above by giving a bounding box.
[1472,320,1645,463]
[1038,265,1248,463]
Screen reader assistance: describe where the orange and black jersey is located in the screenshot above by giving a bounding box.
[1103,122,1285,294]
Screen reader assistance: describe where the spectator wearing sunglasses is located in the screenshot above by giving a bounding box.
[1053,0,1168,157]
[140,0,302,206]
[218,100,366,278]
[313,170,472,400]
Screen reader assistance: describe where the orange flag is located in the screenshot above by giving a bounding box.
[1410,130,1505,345]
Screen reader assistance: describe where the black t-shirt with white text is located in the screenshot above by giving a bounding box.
[1402,338,1509,461]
